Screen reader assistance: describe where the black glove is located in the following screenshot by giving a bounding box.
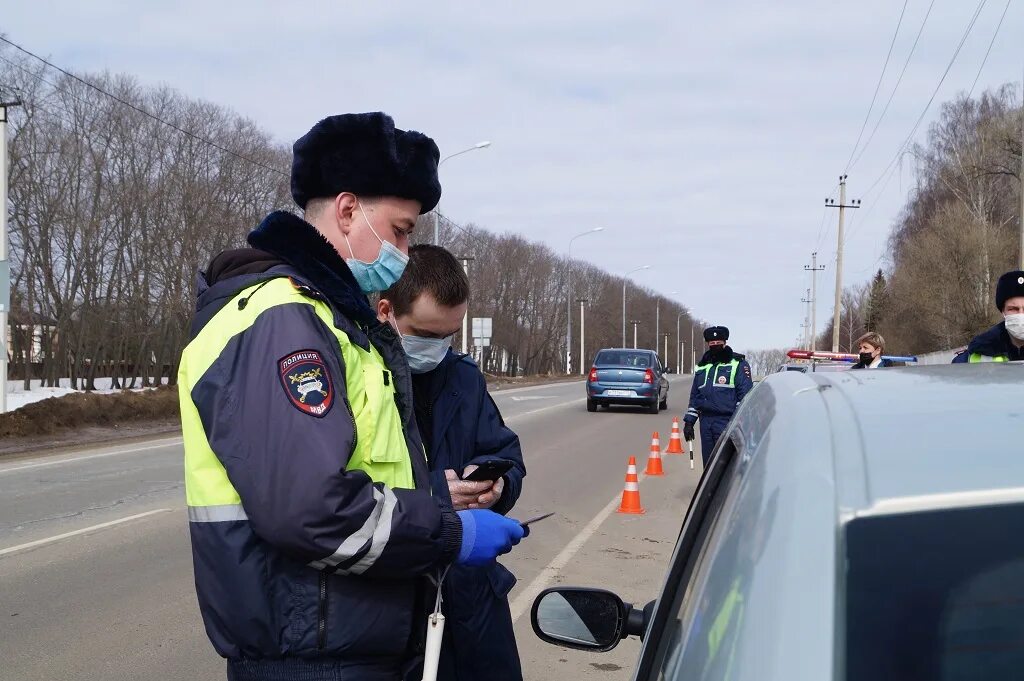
[683,422,695,442]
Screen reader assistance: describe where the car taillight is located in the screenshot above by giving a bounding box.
[589,367,598,382]
[644,369,654,384]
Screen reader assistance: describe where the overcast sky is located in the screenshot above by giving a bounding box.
[3,1,1022,350]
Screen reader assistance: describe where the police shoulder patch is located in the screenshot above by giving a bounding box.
[279,350,334,417]
[743,364,751,378]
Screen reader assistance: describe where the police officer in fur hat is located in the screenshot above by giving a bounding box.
[682,326,754,466]
[953,270,1024,363]
[178,113,526,681]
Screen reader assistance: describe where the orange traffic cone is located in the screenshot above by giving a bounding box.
[645,432,665,476]
[666,417,685,454]
[617,456,646,514]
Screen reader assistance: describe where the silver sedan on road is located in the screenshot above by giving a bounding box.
[534,363,1024,680]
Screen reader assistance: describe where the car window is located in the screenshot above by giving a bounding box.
[636,440,746,681]
[595,351,653,368]
[845,502,1024,681]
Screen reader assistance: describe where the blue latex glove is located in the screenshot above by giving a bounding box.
[456,509,526,566]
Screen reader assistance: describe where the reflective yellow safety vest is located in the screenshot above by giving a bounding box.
[179,277,414,516]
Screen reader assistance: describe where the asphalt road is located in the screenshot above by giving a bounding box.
[0,375,700,681]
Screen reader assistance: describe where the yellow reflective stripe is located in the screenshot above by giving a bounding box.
[182,278,310,393]
[969,353,1009,363]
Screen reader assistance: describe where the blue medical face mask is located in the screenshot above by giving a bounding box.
[344,202,409,293]
[389,313,452,373]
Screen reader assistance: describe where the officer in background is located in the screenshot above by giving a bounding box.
[953,270,1024,363]
[178,113,525,681]
[377,244,526,681]
[851,332,895,369]
[682,326,753,466]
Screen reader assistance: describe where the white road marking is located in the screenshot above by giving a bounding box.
[505,398,587,423]
[509,396,555,402]
[489,380,584,396]
[0,508,173,558]
[0,438,183,476]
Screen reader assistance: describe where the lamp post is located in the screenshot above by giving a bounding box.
[631,321,640,349]
[0,98,20,414]
[578,298,589,375]
[676,312,687,374]
[691,324,696,374]
[433,141,491,245]
[621,265,650,347]
[655,290,678,352]
[566,227,604,373]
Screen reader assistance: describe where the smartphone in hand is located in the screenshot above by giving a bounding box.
[462,460,514,482]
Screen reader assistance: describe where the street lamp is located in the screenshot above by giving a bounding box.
[676,311,687,374]
[578,298,589,375]
[566,227,604,373]
[434,141,492,244]
[621,265,650,347]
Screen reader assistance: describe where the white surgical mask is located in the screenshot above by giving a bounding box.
[388,313,452,373]
[1005,313,1024,341]
[401,334,453,374]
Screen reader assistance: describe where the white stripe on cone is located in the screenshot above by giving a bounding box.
[625,482,640,491]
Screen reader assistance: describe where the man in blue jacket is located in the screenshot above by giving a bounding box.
[953,270,1024,363]
[682,326,753,466]
[378,244,526,681]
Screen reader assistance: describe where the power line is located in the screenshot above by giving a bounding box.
[845,0,909,172]
[848,0,938,172]
[814,180,842,253]
[844,0,1008,266]
[860,0,990,200]
[966,0,1012,99]
[0,35,287,178]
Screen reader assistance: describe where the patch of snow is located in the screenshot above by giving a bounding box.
[5,378,170,412]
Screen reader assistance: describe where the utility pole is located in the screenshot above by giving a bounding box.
[801,288,813,350]
[826,175,860,353]
[0,98,20,414]
[457,256,474,353]
[662,333,669,365]
[578,299,588,375]
[566,228,603,373]
[804,252,825,352]
[631,321,640,349]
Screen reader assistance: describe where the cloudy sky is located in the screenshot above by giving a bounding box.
[3,1,1021,349]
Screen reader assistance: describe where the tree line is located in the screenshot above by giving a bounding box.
[1,49,701,387]
[815,84,1022,357]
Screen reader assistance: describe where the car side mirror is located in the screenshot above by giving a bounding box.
[531,588,655,652]
[532,588,626,651]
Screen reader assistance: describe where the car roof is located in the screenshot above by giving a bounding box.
[749,363,1024,514]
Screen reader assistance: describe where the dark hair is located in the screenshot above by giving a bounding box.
[384,244,469,315]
